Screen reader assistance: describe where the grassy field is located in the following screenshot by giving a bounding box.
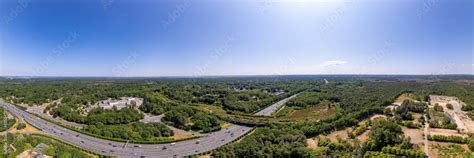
[278,105,337,121]
[430,142,473,158]
[394,93,418,105]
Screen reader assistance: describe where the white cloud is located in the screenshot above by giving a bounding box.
[320,60,347,67]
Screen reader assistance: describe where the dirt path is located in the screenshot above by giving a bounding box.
[27,105,84,129]
[430,95,474,133]
[423,114,429,157]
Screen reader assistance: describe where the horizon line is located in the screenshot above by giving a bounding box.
[1,74,472,78]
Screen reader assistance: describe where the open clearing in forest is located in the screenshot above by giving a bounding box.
[402,127,424,144]
[306,139,317,148]
[280,105,337,121]
[173,132,194,140]
[27,101,85,129]
[394,93,417,105]
[429,128,466,137]
[428,141,473,158]
[430,95,474,133]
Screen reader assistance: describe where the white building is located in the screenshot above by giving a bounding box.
[99,97,143,110]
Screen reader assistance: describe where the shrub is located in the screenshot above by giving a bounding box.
[404,121,421,129]
[434,104,444,112]
[468,137,474,151]
[446,104,454,110]
[427,135,468,144]
[17,123,26,130]
[381,146,425,158]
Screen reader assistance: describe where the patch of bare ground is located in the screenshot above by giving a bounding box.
[402,127,424,144]
[356,130,369,142]
[315,128,369,148]
[394,93,417,105]
[429,128,466,137]
[430,95,474,133]
[429,141,471,158]
[307,139,317,148]
[370,115,387,121]
[280,106,337,121]
[412,113,423,124]
[27,104,84,129]
[325,128,350,143]
[173,132,193,140]
[198,155,211,158]
[17,103,29,109]
[317,115,387,146]
[16,149,34,158]
[10,121,42,134]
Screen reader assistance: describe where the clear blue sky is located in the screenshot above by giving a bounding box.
[0,0,472,76]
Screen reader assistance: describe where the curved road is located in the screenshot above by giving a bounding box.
[0,93,298,158]
[140,114,205,137]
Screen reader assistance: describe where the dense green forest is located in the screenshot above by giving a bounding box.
[0,75,473,157]
[0,108,16,132]
[84,122,173,142]
[50,107,144,125]
[285,91,332,108]
[162,106,222,132]
[211,76,474,157]
[213,126,312,157]
[0,134,94,158]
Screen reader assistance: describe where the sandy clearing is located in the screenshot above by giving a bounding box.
[370,115,387,121]
[307,139,317,148]
[430,95,474,133]
[402,127,424,144]
[325,128,350,143]
[9,121,42,134]
[27,105,84,129]
[198,155,211,158]
[173,132,194,140]
[429,141,471,158]
[356,130,369,142]
[394,93,416,105]
[428,128,466,137]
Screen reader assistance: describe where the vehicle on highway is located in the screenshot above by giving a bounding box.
[0,93,297,157]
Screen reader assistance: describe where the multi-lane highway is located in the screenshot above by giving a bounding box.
[255,94,298,116]
[140,114,205,137]
[0,93,298,158]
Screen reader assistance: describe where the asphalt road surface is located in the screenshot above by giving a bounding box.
[0,94,298,158]
[254,94,299,116]
[140,114,205,137]
[423,114,429,157]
